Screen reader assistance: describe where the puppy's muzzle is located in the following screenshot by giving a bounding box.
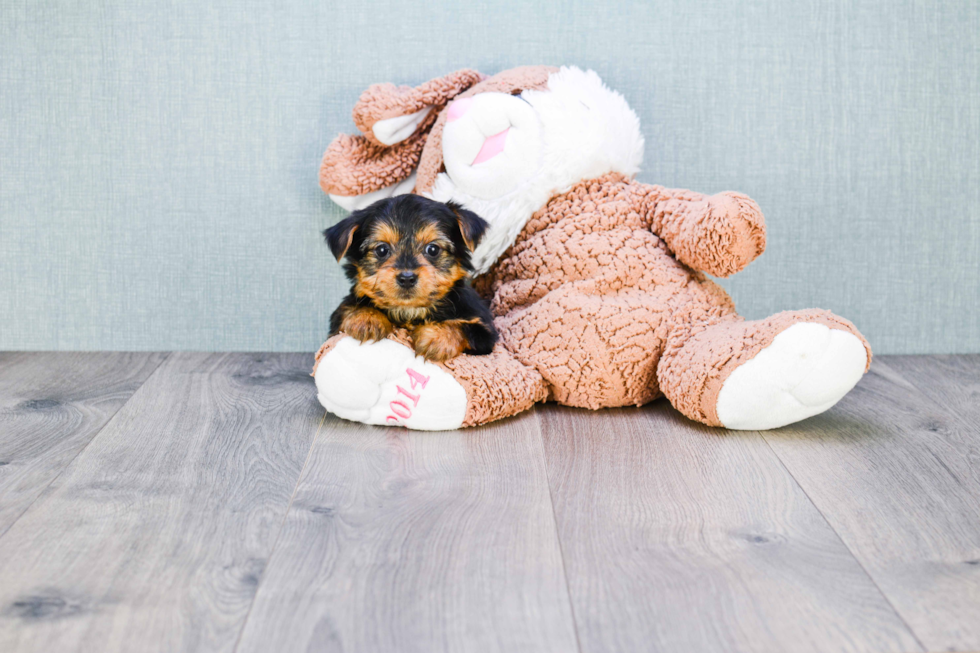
[396,271,419,289]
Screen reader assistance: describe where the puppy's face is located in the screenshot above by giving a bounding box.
[325,195,489,311]
[357,217,463,309]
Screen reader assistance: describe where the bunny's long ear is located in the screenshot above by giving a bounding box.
[353,69,483,147]
[320,69,484,211]
[319,133,425,211]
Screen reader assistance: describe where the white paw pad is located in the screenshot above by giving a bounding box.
[314,337,467,431]
[716,322,868,430]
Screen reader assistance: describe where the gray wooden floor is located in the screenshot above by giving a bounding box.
[0,352,977,653]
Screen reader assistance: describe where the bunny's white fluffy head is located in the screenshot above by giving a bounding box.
[426,67,645,274]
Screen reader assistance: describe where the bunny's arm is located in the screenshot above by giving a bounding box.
[638,184,766,277]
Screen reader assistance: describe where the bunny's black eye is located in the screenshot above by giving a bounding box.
[374,244,391,259]
[424,243,441,258]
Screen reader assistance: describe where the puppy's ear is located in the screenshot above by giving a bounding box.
[448,202,489,252]
[323,211,367,261]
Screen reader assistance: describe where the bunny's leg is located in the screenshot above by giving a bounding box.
[658,310,871,430]
[313,334,547,430]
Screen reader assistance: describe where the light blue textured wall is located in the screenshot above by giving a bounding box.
[1,0,978,353]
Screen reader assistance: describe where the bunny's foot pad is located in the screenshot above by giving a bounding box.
[314,337,467,430]
[716,322,868,430]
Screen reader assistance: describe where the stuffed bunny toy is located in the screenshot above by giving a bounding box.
[313,65,871,431]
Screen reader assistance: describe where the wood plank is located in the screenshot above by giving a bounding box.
[235,409,579,653]
[540,403,921,653]
[886,354,980,426]
[0,352,167,537]
[761,355,980,651]
[0,353,322,653]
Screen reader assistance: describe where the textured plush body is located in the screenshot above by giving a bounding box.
[313,66,871,431]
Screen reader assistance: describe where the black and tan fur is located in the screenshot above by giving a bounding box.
[325,195,498,362]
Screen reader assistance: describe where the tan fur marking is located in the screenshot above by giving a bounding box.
[372,222,401,247]
[358,266,422,309]
[417,223,442,245]
[340,306,394,342]
[449,206,477,251]
[334,225,358,261]
[353,267,383,304]
[417,261,466,303]
[411,321,470,362]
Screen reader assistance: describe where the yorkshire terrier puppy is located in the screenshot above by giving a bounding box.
[324,195,498,362]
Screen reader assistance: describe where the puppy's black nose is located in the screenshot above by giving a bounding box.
[396,271,418,289]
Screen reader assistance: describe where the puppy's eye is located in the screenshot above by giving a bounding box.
[424,243,441,258]
[374,244,390,259]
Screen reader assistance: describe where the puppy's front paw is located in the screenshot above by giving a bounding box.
[341,307,394,343]
[412,323,466,362]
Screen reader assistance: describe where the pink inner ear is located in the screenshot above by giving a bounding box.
[447,97,474,122]
[472,127,510,165]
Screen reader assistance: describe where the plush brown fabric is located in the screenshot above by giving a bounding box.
[315,66,871,429]
[440,344,549,427]
[320,69,485,196]
[472,174,753,412]
[318,132,425,197]
[457,173,868,425]
[352,69,484,146]
[646,188,766,277]
[658,309,871,426]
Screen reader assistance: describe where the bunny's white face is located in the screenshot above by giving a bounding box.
[441,92,544,199]
[429,67,645,274]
